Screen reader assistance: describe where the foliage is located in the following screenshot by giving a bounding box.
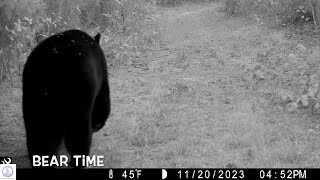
[2,15,72,84]
[221,0,320,114]
[0,0,159,84]
[240,43,320,114]
[222,0,315,27]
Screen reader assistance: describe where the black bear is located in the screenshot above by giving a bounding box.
[22,29,110,168]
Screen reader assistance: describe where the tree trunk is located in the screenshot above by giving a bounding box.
[315,0,320,24]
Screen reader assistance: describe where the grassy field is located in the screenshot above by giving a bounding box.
[1,1,320,168]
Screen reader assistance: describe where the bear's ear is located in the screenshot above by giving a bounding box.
[94,33,101,43]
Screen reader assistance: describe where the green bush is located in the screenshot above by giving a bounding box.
[0,0,159,84]
[222,0,315,27]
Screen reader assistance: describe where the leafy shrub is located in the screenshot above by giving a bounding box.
[3,15,72,84]
[222,0,316,27]
[1,0,159,84]
[240,44,320,114]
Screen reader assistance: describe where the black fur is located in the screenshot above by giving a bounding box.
[22,29,110,168]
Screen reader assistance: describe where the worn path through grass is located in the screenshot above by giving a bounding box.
[97,2,320,168]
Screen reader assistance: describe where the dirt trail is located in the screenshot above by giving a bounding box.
[98,2,320,168]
